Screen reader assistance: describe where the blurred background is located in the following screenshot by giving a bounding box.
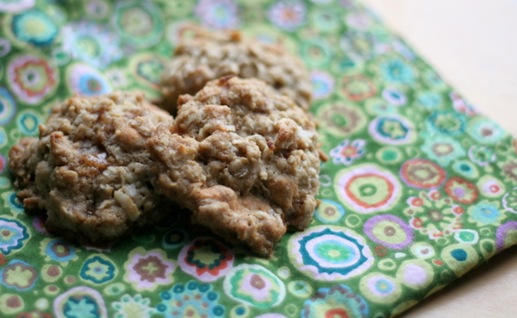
[363,0,517,317]
[364,0,517,137]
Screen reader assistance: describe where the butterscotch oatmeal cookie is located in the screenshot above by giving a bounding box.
[160,28,312,113]
[9,92,173,244]
[148,77,321,256]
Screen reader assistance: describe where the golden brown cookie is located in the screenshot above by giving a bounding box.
[160,28,312,113]
[9,92,173,244]
[148,77,321,256]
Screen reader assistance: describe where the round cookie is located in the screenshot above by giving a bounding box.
[160,28,312,113]
[9,92,173,244]
[148,77,321,256]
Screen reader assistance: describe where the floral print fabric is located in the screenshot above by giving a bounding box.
[0,0,516,317]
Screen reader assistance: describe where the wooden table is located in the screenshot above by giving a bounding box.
[361,1,517,317]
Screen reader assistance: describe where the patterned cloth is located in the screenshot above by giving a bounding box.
[0,0,516,317]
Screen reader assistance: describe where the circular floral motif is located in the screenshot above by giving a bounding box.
[105,68,128,88]
[445,177,479,205]
[124,247,175,291]
[317,102,367,137]
[287,280,313,299]
[41,239,76,263]
[382,87,407,106]
[2,190,25,213]
[288,225,374,281]
[314,199,346,224]
[375,146,404,165]
[426,110,466,136]
[268,1,306,31]
[477,175,506,198]
[0,217,28,255]
[329,139,366,165]
[104,283,126,297]
[162,229,188,250]
[335,164,401,213]
[396,259,434,290]
[0,259,38,291]
[15,109,41,136]
[224,264,285,308]
[365,98,398,116]
[468,145,496,167]
[41,264,62,283]
[0,293,25,316]
[441,244,479,276]
[400,159,446,189]
[129,53,167,88]
[452,160,479,180]
[112,1,164,48]
[378,259,397,271]
[8,8,58,47]
[300,39,332,68]
[50,47,71,66]
[404,191,463,239]
[364,214,413,250]
[409,242,435,259]
[7,54,58,104]
[309,7,339,33]
[467,117,506,145]
[421,135,465,166]
[0,87,16,125]
[345,214,362,228]
[44,285,60,296]
[232,306,257,318]
[359,272,402,304]
[467,200,505,226]
[112,294,156,318]
[53,286,107,318]
[310,70,334,100]
[80,255,117,284]
[496,221,517,250]
[178,237,234,282]
[66,63,111,96]
[378,57,415,84]
[158,281,225,317]
[368,116,415,145]
[61,21,122,68]
[454,229,479,245]
[339,74,376,102]
[301,284,368,318]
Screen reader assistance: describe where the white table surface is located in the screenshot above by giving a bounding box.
[361,0,517,317]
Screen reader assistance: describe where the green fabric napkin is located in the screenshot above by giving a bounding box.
[1,0,517,317]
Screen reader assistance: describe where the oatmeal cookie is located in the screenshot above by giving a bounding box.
[160,28,312,113]
[148,77,321,256]
[9,92,173,244]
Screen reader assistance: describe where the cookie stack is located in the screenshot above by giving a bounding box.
[9,28,321,257]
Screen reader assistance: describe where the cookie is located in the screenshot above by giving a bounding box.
[148,77,321,256]
[160,28,312,113]
[9,92,173,244]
